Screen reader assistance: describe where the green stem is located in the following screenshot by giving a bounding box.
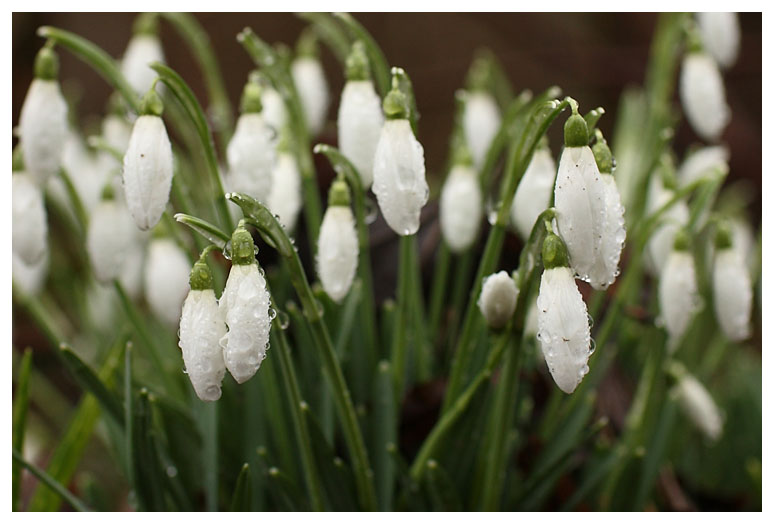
[428,241,451,341]
[58,168,89,233]
[12,349,33,511]
[391,234,414,400]
[12,450,92,512]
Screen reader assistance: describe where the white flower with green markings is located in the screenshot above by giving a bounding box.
[658,231,699,349]
[478,271,518,330]
[712,225,752,341]
[511,144,556,241]
[317,179,359,302]
[291,35,329,137]
[12,168,48,266]
[440,162,482,253]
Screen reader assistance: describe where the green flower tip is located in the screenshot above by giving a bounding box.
[328,178,351,207]
[673,229,690,252]
[133,12,160,36]
[189,259,214,291]
[564,103,589,148]
[542,232,571,270]
[12,145,25,172]
[231,226,256,266]
[106,91,127,117]
[139,87,164,116]
[34,45,59,80]
[100,182,115,201]
[383,76,410,120]
[451,140,473,167]
[465,53,491,92]
[345,40,370,81]
[714,222,733,250]
[240,80,263,114]
[592,135,613,175]
[295,27,319,58]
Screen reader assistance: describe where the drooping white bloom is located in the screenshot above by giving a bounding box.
[658,250,699,348]
[372,119,429,236]
[261,86,287,133]
[677,145,729,187]
[219,263,272,384]
[12,251,48,297]
[317,206,359,302]
[587,172,626,290]
[86,199,136,283]
[463,91,501,169]
[292,56,329,137]
[226,113,277,205]
[553,146,607,286]
[645,176,690,276]
[511,147,557,241]
[179,289,227,401]
[12,172,48,266]
[268,152,302,232]
[713,247,752,341]
[144,239,191,326]
[440,164,482,253]
[697,12,740,70]
[478,271,518,329]
[121,34,165,96]
[338,80,384,187]
[679,52,730,142]
[123,115,174,230]
[537,266,592,394]
[674,373,723,441]
[19,79,68,184]
[62,130,104,213]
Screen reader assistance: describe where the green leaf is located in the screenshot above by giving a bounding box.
[423,459,462,511]
[60,343,124,427]
[230,464,252,512]
[12,348,33,511]
[583,106,605,132]
[12,450,92,512]
[372,360,396,511]
[131,389,167,511]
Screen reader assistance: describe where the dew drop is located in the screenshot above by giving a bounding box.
[268,308,277,321]
[589,338,597,354]
[222,241,233,260]
[276,309,290,330]
[166,465,178,478]
[587,313,595,329]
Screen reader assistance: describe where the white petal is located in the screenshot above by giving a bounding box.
[317,206,359,302]
[226,113,277,205]
[12,172,48,265]
[372,119,429,236]
[512,147,557,241]
[118,237,147,301]
[644,176,690,276]
[87,200,137,283]
[478,271,519,329]
[12,250,48,296]
[268,152,302,232]
[679,53,730,142]
[338,80,384,187]
[713,248,752,341]
[658,251,699,348]
[536,266,592,394]
[292,57,329,137]
[144,239,191,326]
[440,165,482,253]
[121,34,165,96]
[697,12,740,70]
[219,263,272,384]
[62,130,104,213]
[678,145,729,187]
[179,289,227,401]
[463,91,501,169]
[586,173,626,290]
[674,373,723,441]
[103,114,132,155]
[19,79,68,184]
[123,115,174,230]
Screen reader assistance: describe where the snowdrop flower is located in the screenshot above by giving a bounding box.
[712,225,752,341]
[671,364,723,441]
[219,226,272,384]
[12,251,48,297]
[337,41,384,188]
[463,90,501,169]
[511,142,557,241]
[86,189,137,284]
[658,231,699,349]
[677,145,729,187]
[679,49,730,142]
[226,79,277,206]
[317,179,359,302]
[554,104,617,289]
[18,46,68,184]
[291,32,329,137]
[645,170,690,275]
[440,156,482,253]
[179,255,227,402]
[144,237,191,327]
[62,130,104,213]
[12,164,48,266]
[697,12,740,70]
[123,88,174,231]
[121,14,165,96]
[118,239,147,301]
[268,145,302,232]
[372,72,429,236]
[536,233,593,394]
[478,271,518,329]
[262,85,287,134]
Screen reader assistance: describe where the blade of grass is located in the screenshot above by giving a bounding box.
[59,343,124,426]
[12,349,33,511]
[230,464,252,512]
[373,360,396,511]
[12,450,92,512]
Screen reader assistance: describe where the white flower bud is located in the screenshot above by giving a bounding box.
[86,200,136,283]
[674,373,723,441]
[478,271,518,329]
[123,115,174,230]
[658,250,699,348]
[19,79,68,184]
[463,91,501,169]
[262,86,287,133]
[537,266,592,394]
[144,239,191,326]
[586,172,626,290]
[372,119,429,236]
[713,247,752,341]
[179,289,227,401]
[12,251,48,296]
[219,263,272,384]
[440,164,482,253]
[697,12,740,70]
[679,52,730,142]
[268,152,302,232]
[226,113,277,205]
[12,172,48,266]
[645,176,690,276]
[317,205,359,302]
[338,80,384,187]
[121,34,165,96]
[677,145,729,187]
[292,56,329,137]
[511,147,557,241]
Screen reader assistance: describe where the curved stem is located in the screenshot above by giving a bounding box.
[391,234,414,400]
